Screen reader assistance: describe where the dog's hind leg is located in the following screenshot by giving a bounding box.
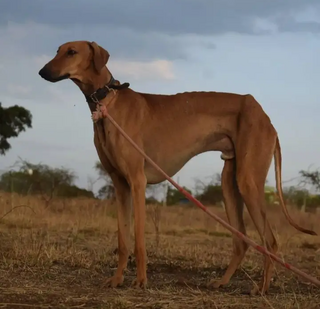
[208,158,248,289]
[235,119,278,295]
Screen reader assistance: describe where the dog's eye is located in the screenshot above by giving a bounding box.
[67,50,77,56]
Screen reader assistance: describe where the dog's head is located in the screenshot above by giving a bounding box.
[38,41,110,83]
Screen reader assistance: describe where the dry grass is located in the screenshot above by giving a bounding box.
[0,191,319,308]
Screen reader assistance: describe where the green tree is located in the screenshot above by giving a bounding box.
[283,186,309,210]
[296,168,320,211]
[194,174,223,205]
[299,169,320,191]
[166,186,192,205]
[0,102,32,155]
[94,161,115,199]
[196,184,223,205]
[0,159,94,205]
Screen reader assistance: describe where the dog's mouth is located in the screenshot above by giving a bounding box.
[43,73,70,83]
[53,74,70,82]
[70,78,81,83]
[38,68,70,83]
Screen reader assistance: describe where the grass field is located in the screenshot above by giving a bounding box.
[0,192,319,309]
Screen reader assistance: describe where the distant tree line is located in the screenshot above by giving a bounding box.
[144,171,320,213]
[2,157,320,213]
[0,159,94,207]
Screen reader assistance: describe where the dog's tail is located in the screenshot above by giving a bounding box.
[274,136,317,235]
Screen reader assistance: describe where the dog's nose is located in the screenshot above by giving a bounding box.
[38,67,48,78]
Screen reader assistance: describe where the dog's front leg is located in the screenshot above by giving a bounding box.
[128,171,148,289]
[104,174,132,288]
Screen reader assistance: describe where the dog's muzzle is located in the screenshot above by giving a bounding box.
[38,66,70,83]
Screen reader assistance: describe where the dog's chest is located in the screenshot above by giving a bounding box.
[94,121,119,168]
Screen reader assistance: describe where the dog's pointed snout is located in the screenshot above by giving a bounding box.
[39,66,49,79]
[38,64,70,83]
[39,67,46,78]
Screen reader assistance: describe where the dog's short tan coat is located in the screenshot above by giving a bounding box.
[39,41,316,295]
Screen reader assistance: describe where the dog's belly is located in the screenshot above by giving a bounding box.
[144,134,233,184]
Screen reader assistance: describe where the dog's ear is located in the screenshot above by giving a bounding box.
[89,42,110,73]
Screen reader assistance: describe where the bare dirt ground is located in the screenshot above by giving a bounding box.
[0,192,319,308]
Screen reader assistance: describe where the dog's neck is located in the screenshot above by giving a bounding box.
[72,67,115,96]
[71,67,129,112]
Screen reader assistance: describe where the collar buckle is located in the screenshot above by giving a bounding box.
[90,91,99,104]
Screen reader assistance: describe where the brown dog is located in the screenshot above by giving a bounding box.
[38,41,316,295]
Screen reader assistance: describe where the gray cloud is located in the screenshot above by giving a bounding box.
[0,21,192,61]
[0,0,319,36]
[276,16,320,33]
[1,0,318,63]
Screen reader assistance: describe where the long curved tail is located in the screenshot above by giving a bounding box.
[274,137,317,235]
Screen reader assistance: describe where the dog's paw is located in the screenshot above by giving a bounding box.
[131,276,147,289]
[103,275,124,288]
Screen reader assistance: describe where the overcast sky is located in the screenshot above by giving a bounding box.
[0,0,319,193]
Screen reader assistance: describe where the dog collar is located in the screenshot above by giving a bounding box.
[85,76,130,104]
